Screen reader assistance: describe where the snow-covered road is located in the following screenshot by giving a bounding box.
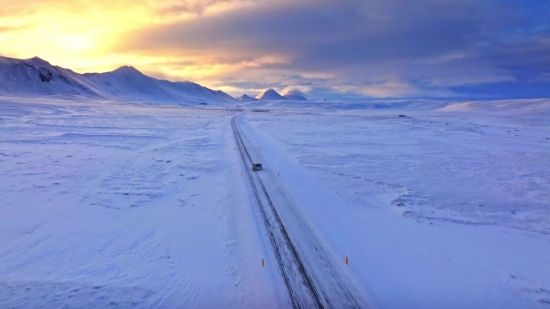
[232,113,366,308]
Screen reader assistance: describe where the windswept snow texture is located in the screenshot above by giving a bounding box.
[0,56,235,105]
[1,96,550,308]
[241,101,550,309]
[0,99,282,308]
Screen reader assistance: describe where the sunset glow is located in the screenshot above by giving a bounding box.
[1,2,550,307]
[1,0,549,98]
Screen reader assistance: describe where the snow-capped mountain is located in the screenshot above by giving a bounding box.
[0,56,100,97]
[0,56,235,105]
[237,94,259,102]
[282,89,308,101]
[255,88,287,101]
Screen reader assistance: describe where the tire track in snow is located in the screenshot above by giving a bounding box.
[231,113,366,309]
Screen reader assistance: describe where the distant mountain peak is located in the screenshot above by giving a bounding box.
[282,89,308,101]
[256,88,286,100]
[237,94,258,102]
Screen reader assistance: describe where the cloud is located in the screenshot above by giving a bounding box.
[113,0,550,97]
[0,25,27,33]
[158,0,261,15]
[2,0,548,98]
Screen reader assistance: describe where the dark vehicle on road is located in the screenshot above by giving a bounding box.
[252,163,262,171]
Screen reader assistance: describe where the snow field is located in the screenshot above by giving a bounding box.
[0,100,277,308]
[241,107,550,309]
[2,97,550,309]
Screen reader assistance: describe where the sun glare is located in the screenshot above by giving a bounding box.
[0,0,247,85]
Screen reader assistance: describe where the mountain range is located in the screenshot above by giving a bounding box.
[0,56,310,105]
[0,56,235,105]
[237,88,308,102]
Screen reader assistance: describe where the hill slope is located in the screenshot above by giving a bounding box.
[282,89,308,101]
[0,56,235,105]
[0,56,100,98]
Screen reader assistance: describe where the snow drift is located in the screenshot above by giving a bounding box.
[439,99,550,115]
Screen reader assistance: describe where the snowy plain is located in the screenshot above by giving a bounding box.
[1,96,550,308]
[0,97,282,308]
[239,99,550,309]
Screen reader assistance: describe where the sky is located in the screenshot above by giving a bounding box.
[1,0,549,99]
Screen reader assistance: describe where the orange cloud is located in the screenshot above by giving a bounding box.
[0,0,269,91]
[1,0,546,99]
